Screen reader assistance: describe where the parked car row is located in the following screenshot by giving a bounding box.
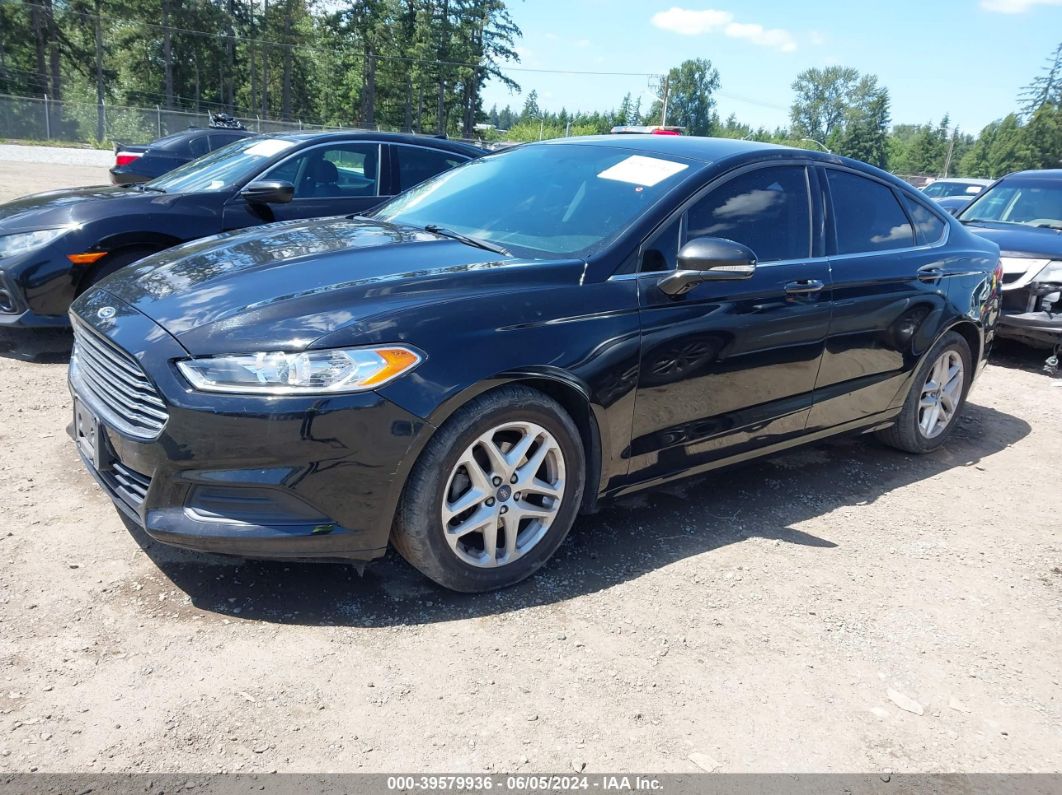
[0,132,484,326]
[0,132,1034,592]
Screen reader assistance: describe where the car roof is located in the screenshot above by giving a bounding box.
[1001,169,1062,181]
[534,134,787,163]
[930,177,992,185]
[261,130,488,156]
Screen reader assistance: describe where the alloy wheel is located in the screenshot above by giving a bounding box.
[918,349,965,439]
[441,421,566,568]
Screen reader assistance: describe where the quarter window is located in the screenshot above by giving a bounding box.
[685,166,811,263]
[827,170,915,254]
[901,194,946,245]
[640,215,682,272]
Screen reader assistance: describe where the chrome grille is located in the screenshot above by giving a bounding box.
[71,320,168,438]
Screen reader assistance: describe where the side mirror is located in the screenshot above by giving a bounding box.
[657,237,757,297]
[240,180,294,205]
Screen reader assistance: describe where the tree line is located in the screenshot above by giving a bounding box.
[490,44,1061,179]
[0,0,520,137]
[0,0,1058,178]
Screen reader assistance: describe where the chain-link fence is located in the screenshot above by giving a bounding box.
[0,93,362,146]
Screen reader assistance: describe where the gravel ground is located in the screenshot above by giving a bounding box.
[0,159,1060,775]
[0,144,114,168]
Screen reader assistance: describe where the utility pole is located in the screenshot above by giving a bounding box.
[660,74,670,127]
[94,0,104,141]
[942,134,956,178]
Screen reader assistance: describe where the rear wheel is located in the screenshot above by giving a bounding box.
[877,331,972,454]
[392,385,585,592]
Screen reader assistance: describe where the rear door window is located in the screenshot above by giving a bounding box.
[827,170,915,254]
[187,134,210,159]
[394,146,470,193]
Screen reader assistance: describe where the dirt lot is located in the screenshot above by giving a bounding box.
[0,155,1060,775]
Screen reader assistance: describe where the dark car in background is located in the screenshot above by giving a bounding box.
[923,178,994,217]
[0,131,485,327]
[69,136,1000,592]
[958,169,1062,349]
[921,178,992,200]
[111,127,253,185]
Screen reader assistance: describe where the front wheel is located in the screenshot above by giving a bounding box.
[877,331,972,454]
[392,385,586,592]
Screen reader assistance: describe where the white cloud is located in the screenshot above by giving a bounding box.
[724,22,797,52]
[650,7,733,34]
[981,0,1062,12]
[650,6,797,52]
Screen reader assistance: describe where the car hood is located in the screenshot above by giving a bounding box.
[965,222,1062,260]
[0,184,152,232]
[91,215,585,354]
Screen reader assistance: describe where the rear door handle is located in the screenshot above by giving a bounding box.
[784,279,825,295]
[917,265,945,281]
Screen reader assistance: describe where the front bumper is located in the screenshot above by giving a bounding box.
[0,250,77,327]
[68,289,432,561]
[999,280,1061,348]
[997,309,1061,347]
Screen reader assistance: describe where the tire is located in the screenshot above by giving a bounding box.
[392,385,586,592]
[78,247,156,295]
[876,331,973,454]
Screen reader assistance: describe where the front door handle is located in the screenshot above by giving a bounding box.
[784,279,825,295]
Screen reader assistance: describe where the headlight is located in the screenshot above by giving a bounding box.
[176,345,423,394]
[0,228,69,259]
[1033,260,1062,284]
[998,256,1049,276]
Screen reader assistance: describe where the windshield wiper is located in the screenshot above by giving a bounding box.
[424,224,510,256]
[133,184,166,193]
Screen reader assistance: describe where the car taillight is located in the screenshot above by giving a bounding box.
[994,259,1004,285]
[115,152,141,167]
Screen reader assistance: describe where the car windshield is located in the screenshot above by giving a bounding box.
[146,137,296,193]
[960,178,1062,229]
[924,181,983,198]
[373,143,695,258]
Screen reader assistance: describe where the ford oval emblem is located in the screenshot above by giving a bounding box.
[97,306,117,320]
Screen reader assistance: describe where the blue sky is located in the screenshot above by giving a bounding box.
[480,0,1062,133]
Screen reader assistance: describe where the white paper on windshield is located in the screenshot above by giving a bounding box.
[597,155,688,187]
[245,139,295,158]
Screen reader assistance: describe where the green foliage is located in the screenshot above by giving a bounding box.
[957,106,1061,178]
[789,66,891,166]
[0,8,1059,179]
[790,66,859,142]
[0,0,522,138]
[643,58,720,136]
[1019,42,1062,117]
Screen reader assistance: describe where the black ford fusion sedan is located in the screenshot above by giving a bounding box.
[0,131,483,327]
[69,136,1001,592]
